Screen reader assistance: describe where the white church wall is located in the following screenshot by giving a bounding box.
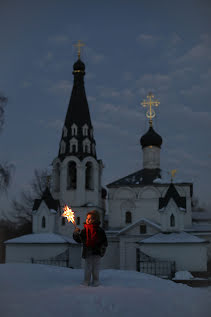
[125,224,159,236]
[100,238,120,269]
[5,243,70,263]
[140,244,207,271]
[33,202,56,233]
[69,245,82,269]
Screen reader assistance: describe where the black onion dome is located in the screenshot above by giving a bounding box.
[73,58,85,72]
[140,126,162,148]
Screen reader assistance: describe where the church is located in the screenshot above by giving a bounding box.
[5,46,211,277]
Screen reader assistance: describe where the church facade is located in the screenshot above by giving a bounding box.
[5,53,211,276]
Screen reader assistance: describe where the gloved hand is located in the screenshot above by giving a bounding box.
[74,227,80,233]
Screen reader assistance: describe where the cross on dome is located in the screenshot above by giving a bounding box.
[141,92,160,126]
[73,40,85,59]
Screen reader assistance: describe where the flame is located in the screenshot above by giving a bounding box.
[62,205,75,224]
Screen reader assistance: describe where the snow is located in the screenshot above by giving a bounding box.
[139,232,207,244]
[173,271,194,280]
[4,233,77,244]
[0,263,210,317]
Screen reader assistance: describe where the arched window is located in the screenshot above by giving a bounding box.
[170,214,175,227]
[140,224,147,234]
[72,144,76,153]
[55,163,60,192]
[62,217,65,226]
[76,217,80,225]
[85,145,88,152]
[42,216,46,228]
[125,211,132,224]
[67,161,77,189]
[85,162,94,190]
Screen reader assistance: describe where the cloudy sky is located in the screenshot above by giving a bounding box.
[0,0,211,215]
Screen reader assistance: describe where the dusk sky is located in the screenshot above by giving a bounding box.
[1,0,211,217]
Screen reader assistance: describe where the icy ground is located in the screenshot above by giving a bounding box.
[0,263,211,317]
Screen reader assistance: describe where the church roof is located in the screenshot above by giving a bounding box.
[107,168,162,187]
[117,218,161,235]
[159,183,186,210]
[140,126,162,148]
[58,57,97,161]
[32,187,60,212]
[138,232,208,244]
[4,233,77,244]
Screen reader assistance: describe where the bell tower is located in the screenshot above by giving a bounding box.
[51,42,105,233]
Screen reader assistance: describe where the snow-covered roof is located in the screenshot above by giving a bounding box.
[4,233,77,244]
[192,211,211,221]
[138,232,208,244]
[109,218,161,236]
[185,223,211,232]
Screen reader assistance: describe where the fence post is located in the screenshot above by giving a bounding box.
[31,257,34,264]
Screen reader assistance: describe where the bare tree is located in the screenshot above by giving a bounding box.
[0,94,13,192]
[11,168,50,225]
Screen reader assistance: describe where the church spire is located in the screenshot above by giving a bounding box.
[58,44,96,161]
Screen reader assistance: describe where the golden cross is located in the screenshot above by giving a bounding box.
[73,40,85,59]
[170,169,177,182]
[141,92,160,126]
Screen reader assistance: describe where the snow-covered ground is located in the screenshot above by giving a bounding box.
[0,263,211,317]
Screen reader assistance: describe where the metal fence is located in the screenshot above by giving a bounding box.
[31,258,70,267]
[136,248,175,279]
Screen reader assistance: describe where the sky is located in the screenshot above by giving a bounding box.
[0,264,211,316]
[0,0,211,215]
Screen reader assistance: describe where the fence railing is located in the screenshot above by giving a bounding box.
[31,258,70,268]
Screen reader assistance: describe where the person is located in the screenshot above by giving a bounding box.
[73,210,108,287]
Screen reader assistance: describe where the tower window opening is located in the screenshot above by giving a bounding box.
[54,163,60,192]
[42,216,46,228]
[140,224,147,234]
[67,161,77,189]
[170,214,175,227]
[76,217,80,225]
[71,124,78,136]
[72,144,76,153]
[82,124,89,136]
[125,211,132,224]
[85,162,94,190]
[62,217,66,226]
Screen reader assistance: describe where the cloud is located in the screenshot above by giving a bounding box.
[136,33,160,45]
[39,119,63,130]
[48,34,69,44]
[47,80,71,95]
[86,47,105,64]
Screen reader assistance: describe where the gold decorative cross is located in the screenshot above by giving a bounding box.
[73,40,85,59]
[170,169,177,182]
[141,92,160,126]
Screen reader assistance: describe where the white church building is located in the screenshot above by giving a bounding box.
[5,51,211,277]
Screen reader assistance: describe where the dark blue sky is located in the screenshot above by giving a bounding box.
[1,0,211,216]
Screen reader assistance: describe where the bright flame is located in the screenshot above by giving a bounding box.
[62,205,75,224]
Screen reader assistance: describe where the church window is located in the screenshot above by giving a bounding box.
[83,139,91,153]
[92,144,95,155]
[42,216,46,228]
[82,124,89,136]
[125,211,132,224]
[76,217,80,225]
[170,214,175,227]
[85,162,94,190]
[140,224,147,234]
[62,217,65,226]
[67,161,77,189]
[54,163,60,192]
[70,138,78,153]
[71,124,78,136]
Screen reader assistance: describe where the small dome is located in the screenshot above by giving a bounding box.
[140,126,162,148]
[73,58,85,72]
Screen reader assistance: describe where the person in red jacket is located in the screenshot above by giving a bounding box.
[73,210,108,287]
